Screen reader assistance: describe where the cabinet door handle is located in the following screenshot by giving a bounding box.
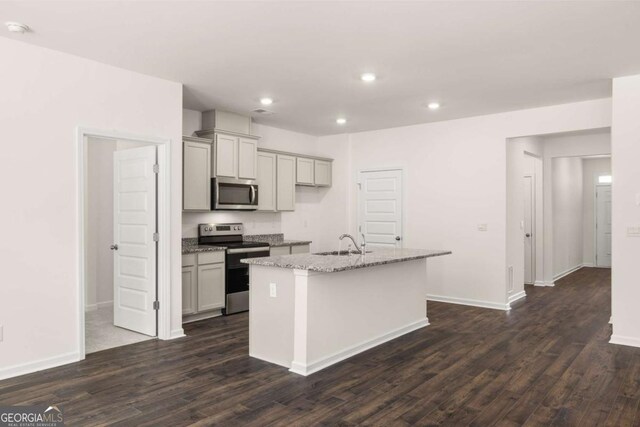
[395,236,401,241]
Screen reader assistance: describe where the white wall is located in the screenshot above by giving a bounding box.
[552,157,584,277]
[343,99,611,309]
[0,38,183,379]
[582,157,611,266]
[610,74,640,347]
[181,111,349,252]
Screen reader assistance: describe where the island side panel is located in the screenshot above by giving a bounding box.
[249,265,296,368]
[291,259,428,375]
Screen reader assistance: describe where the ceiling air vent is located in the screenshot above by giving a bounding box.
[251,109,274,115]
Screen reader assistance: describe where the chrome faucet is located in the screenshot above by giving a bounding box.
[339,233,365,253]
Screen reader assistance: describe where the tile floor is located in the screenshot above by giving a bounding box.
[85,305,153,354]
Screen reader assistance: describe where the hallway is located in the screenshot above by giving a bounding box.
[0,268,635,426]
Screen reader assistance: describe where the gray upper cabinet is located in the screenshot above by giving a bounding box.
[210,132,258,180]
[183,137,212,211]
[257,151,277,211]
[277,154,296,211]
[214,133,238,178]
[314,160,332,187]
[238,137,258,180]
[296,157,315,185]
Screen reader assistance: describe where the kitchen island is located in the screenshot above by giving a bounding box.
[242,248,451,376]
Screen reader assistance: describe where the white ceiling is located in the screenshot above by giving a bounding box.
[3,1,640,135]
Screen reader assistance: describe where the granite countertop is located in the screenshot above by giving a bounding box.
[182,238,226,254]
[241,248,451,273]
[243,233,312,247]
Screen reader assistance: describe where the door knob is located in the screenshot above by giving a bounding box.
[525,234,531,238]
[395,236,401,241]
[110,244,119,251]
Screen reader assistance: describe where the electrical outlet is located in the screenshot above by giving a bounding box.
[478,224,488,231]
[269,283,277,298]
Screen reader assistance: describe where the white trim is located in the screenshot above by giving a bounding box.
[523,173,536,285]
[534,280,555,287]
[553,264,583,281]
[76,127,173,363]
[0,352,80,381]
[609,316,613,324]
[427,294,511,311]
[289,318,429,376]
[84,300,114,312]
[508,290,527,306]
[170,328,186,339]
[356,166,405,246]
[610,335,640,348]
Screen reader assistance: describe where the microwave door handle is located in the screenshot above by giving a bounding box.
[250,185,256,204]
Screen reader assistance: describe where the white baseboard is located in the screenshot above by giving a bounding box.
[508,290,526,306]
[610,334,640,348]
[289,318,429,376]
[427,294,510,311]
[0,351,80,381]
[554,264,584,281]
[534,280,555,287]
[168,328,186,340]
[582,263,594,268]
[85,300,113,312]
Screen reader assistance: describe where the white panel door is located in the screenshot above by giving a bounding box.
[596,185,612,267]
[113,146,157,336]
[523,176,534,284]
[358,169,402,248]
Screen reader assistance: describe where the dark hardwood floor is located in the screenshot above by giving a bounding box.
[1,267,638,426]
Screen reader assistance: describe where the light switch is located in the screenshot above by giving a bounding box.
[627,227,640,237]
[520,221,524,230]
[478,224,488,232]
[269,283,277,298]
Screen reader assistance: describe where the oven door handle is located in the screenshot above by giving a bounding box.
[250,185,256,205]
[227,247,269,254]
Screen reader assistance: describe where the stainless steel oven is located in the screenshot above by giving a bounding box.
[212,177,258,211]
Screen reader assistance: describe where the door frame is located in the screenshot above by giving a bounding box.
[523,174,536,285]
[356,167,405,247]
[76,127,172,359]
[594,180,612,268]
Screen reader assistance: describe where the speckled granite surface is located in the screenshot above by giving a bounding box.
[241,248,451,273]
[182,238,226,254]
[244,234,312,247]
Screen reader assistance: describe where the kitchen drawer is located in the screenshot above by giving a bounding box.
[182,254,196,267]
[198,251,225,265]
[291,244,310,254]
[270,246,291,256]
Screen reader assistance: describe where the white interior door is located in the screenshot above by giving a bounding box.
[596,185,612,267]
[358,169,403,248]
[113,146,157,336]
[523,175,535,284]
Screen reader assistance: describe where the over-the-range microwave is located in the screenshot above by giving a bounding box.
[211,177,259,211]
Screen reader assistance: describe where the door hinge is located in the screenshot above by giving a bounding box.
[153,232,159,242]
[153,301,160,310]
[153,164,159,174]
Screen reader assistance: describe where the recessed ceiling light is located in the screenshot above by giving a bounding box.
[5,22,29,33]
[336,118,347,125]
[427,102,441,110]
[361,73,376,82]
[260,97,273,106]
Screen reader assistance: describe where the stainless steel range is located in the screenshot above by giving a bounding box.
[198,223,270,315]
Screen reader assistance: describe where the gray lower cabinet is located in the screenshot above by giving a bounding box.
[182,252,225,321]
[270,244,310,256]
[181,265,197,315]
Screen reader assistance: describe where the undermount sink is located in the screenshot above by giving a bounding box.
[314,250,373,256]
